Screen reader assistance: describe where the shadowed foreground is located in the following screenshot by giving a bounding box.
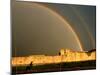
[12,60,96,74]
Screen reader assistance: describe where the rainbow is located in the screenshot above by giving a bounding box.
[31,3,84,51]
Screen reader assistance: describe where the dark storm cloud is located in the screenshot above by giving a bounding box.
[12,1,96,57]
[43,3,96,50]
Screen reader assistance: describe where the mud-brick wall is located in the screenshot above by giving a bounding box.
[12,49,96,66]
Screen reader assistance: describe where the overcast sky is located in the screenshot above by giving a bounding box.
[12,1,96,57]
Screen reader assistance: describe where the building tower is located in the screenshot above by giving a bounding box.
[60,49,65,56]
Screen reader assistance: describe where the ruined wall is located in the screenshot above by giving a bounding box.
[60,49,96,62]
[12,49,96,66]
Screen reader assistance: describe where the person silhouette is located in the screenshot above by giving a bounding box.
[29,62,33,67]
[26,61,33,71]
